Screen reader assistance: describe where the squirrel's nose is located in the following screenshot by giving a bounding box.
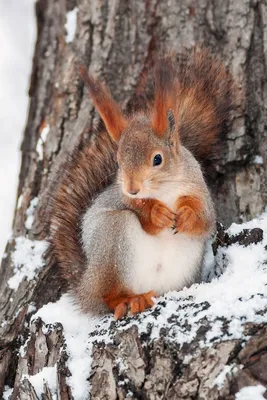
[128,189,140,196]
[126,179,140,196]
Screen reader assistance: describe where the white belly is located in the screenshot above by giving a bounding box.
[127,227,205,295]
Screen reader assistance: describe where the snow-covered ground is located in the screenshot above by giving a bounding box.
[4,212,266,399]
[0,1,36,257]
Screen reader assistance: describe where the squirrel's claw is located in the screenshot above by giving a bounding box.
[130,296,146,315]
[171,216,178,234]
[114,302,128,320]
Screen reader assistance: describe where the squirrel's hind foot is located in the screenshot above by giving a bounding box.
[114,291,157,320]
[104,289,157,320]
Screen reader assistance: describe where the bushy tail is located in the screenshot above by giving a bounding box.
[46,131,117,286]
[175,48,236,163]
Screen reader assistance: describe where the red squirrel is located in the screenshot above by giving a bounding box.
[48,48,235,319]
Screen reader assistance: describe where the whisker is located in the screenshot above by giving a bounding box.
[98,171,117,186]
[156,178,200,186]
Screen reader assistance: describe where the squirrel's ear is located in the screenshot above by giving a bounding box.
[79,65,128,142]
[152,57,178,136]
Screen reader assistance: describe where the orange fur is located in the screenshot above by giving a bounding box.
[125,197,176,235]
[103,286,134,310]
[104,287,157,319]
[151,202,176,229]
[79,65,128,142]
[152,56,179,135]
[175,196,210,235]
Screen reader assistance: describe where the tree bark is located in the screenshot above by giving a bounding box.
[0,0,267,399]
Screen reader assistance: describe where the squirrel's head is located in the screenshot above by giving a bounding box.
[80,57,180,199]
[116,114,178,198]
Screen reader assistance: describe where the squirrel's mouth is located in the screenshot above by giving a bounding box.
[122,188,143,199]
[120,178,142,198]
[119,174,156,199]
[118,167,159,199]
[121,185,153,200]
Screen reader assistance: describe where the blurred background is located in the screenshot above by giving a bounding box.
[0,0,36,256]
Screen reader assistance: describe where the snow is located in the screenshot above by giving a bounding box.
[212,364,239,389]
[26,212,267,399]
[65,8,78,43]
[36,124,50,160]
[0,1,36,258]
[35,295,111,400]
[27,303,37,314]
[253,155,263,165]
[2,386,13,400]
[25,366,57,399]
[8,237,48,290]
[17,194,23,209]
[235,385,266,400]
[20,334,31,358]
[25,197,39,230]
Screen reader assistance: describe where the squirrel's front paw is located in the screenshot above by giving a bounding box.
[173,196,207,235]
[174,206,204,235]
[151,203,176,229]
[173,207,193,234]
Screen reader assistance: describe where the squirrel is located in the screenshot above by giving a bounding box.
[48,48,235,319]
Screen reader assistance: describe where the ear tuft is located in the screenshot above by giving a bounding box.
[79,65,128,142]
[152,56,179,136]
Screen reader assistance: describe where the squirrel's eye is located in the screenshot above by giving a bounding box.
[153,154,162,166]
[115,161,119,169]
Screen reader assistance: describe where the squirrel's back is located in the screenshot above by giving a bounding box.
[47,48,235,287]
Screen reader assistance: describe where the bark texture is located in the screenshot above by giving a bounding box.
[0,0,267,399]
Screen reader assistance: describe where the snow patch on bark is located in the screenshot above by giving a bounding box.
[8,237,48,290]
[2,386,13,400]
[212,364,239,389]
[235,385,266,400]
[253,155,263,165]
[65,8,78,43]
[17,194,23,209]
[24,367,57,398]
[25,197,39,230]
[36,124,50,160]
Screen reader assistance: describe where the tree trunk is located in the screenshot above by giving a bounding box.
[0,0,267,399]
